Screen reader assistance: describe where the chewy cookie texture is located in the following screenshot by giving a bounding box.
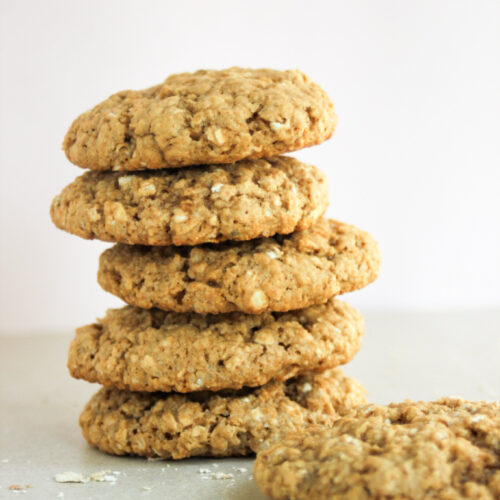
[50,156,328,246]
[254,398,500,500]
[97,218,381,314]
[63,68,337,171]
[79,369,366,460]
[68,298,363,393]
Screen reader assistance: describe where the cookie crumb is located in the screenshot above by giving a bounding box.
[89,470,118,482]
[211,472,234,480]
[54,470,119,484]
[9,485,24,491]
[54,472,88,483]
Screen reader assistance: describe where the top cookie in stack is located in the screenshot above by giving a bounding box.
[62,67,337,172]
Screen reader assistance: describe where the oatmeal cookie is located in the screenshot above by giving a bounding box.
[68,299,363,392]
[254,398,500,500]
[64,68,337,171]
[98,219,381,314]
[51,156,328,246]
[79,369,365,459]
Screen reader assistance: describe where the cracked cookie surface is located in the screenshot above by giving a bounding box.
[63,68,337,171]
[68,299,363,392]
[79,369,366,460]
[254,398,500,500]
[51,156,328,246]
[98,218,381,314]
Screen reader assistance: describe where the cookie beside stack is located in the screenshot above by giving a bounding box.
[254,399,500,499]
[51,68,381,459]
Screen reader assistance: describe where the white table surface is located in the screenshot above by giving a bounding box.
[1,309,499,499]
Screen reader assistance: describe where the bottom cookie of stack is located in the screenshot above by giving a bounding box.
[79,369,365,460]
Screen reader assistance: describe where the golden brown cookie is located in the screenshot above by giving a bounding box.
[254,398,500,500]
[68,298,363,392]
[50,156,328,246]
[98,218,381,314]
[63,68,337,171]
[79,369,366,460]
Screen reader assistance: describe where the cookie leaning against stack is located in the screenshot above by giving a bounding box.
[51,67,381,459]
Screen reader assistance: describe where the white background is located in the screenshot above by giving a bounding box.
[0,0,499,334]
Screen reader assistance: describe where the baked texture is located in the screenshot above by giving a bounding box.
[50,156,328,246]
[63,68,337,171]
[254,398,500,500]
[79,369,366,460]
[68,298,363,393]
[98,218,381,314]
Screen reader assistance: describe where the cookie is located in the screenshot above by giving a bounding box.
[254,398,500,500]
[79,369,366,460]
[50,156,328,246]
[68,298,363,393]
[98,218,381,314]
[63,68,337,171]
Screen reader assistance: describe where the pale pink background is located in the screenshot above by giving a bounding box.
[0,0,499,333]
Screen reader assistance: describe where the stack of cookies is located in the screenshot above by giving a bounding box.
[50,68,381,460]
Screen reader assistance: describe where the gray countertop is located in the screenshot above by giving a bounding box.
[1,309,499,499]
